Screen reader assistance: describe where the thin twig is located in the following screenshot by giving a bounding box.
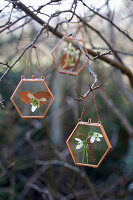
[80,0,133,43]
[0,5,13,29]
[99,88,133,137]
[0,24,46,81]
[87,50,112,61]
[90,47,133,56]
[0,62,10,68]
[75,83,102,101]
[7,0,133,87]
[36,160,99,200]
[66,19,98,88]
[0,15,28,34]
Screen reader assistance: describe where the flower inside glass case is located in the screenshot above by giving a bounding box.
[66,121,112,168]
[51,36,88,76]
[10,77,54,119]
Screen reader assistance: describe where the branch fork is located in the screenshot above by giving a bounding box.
[75,83,102,101]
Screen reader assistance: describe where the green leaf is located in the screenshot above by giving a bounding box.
[88,131,94,136]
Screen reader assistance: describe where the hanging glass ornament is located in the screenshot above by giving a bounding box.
[10,46,54,119]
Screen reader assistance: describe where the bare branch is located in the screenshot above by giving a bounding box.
[86,50,112,61]
[86,48,133,87]
[0,62,10,68]
[0,15,27,34]
[0,2,10,13]
[66,19,98,88]
[0,5,13,29]
[1,1,132,87]
[7,18,32,34]
[75,83,102,101]
[21,165,49,197]
[36,160,99,200]
[115,70,133,106]
[75,13,124,65]
[0,24,46,81]
[80,0,133,43]
[99,88,133,137]
[90,47,133,57]
[13,0,63,38]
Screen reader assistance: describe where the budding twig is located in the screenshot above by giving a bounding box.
[65,20,102,101]
[75,83,102,101]
[86,50,112,61]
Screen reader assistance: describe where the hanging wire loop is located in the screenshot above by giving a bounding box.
[24,45,44,78]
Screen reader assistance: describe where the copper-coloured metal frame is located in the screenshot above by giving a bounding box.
[51,36,88,76]
[66,121,112,168]
[10,78,54,119]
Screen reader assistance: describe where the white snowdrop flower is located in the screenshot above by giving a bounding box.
[90,132,103,143]
[75,138,84,149]
[31,104,37,112]
[64,43,80,60]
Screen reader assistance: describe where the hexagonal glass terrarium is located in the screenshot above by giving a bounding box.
[51,36,88,76]
[10,77,54,119]
[66,121,112,168]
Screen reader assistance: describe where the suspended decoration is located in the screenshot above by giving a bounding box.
[66,90,112,168]
[51,36,89,76]
[10,47,54,119]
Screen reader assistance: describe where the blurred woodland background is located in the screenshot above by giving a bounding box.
[0,0,133,199]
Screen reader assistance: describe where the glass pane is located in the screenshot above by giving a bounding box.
[53,39,86,74]
[12,80,53,117]
[69,124,108,166]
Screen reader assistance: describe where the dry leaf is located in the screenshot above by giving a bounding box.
[18,91,31,103]
[60,54,75,70]
[34,91,50,105]
[18,91,50,105]
[60,54,81,71]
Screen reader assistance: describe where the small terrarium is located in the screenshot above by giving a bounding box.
[66,121,112,168]
[10,76,54,119]
[51,36,88,76]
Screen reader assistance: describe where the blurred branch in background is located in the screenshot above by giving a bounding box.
[0,0,133,199]
[0,3,13,29]
[0,100,5,108]
[0,24,46,81]
[0,0,133,87]
[99,88,133,137]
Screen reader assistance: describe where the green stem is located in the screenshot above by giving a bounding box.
[82,145,85,164]
[86,144,88,164]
